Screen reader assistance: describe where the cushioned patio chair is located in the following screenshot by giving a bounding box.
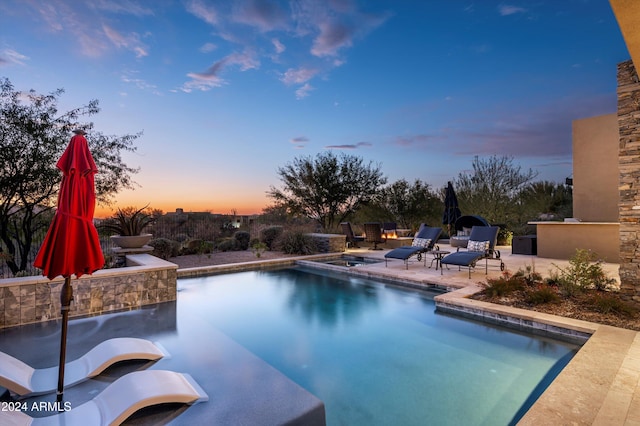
[0,337,168,398]
[449,215,490,248]
[2,370,208,426]
[340,222,365,248]
[364,222,386,250]
[384,226,442,269]
[440,225,505,278]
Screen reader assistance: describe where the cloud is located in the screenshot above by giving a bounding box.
[295,83,313,99]
[182,50,260,91]
[120,72,160,95]
[272,38,285,54]
[498,5,527,16]
[102,24,149,58]
[311,20,354,57]
[200,42,218,53]
[186,0,219,25]
[88,0,154,17]
[309,8,391,57]
[290,136,309,143]
[0,48,29,66]
[394,94,616,159]
[232,0,287,32]
[325,141,372,149]
[281,67,318,85]
[394,134,437,147]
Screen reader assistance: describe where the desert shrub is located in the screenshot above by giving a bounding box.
[149,238,180,260]
[234,231,251,250]
[260,226,283,250]
[497,229,513,246]
[251,241,268,258]
[524,284,560,305]
[553,249,616,295]
[276,231,318,255]
[513,264,542,287]
[217,238,239,252]
[481,272,525,298]
[174,233,189,243]
[587,293,637,317]
[181,239,214,255]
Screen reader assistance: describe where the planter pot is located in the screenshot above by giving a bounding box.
[110,234,153,249]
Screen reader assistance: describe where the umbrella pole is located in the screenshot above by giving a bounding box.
[56,276,73,406]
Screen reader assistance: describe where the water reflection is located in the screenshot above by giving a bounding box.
[268,267,380,329]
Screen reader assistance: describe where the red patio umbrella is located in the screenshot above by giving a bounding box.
[34,129,104,404]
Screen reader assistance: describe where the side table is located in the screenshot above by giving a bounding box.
[429,250,450,273]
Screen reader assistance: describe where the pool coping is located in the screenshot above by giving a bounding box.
[176,253,640,425]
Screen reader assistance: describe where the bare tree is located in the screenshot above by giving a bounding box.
[454,155,538,226]
[267,152,386,231]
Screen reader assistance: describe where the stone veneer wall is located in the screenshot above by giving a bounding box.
[306,233,346,253]
[0,254,177,329]
[618,59,640,302]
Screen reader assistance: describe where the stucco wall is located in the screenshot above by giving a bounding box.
[572,113,620,222]
[531,222,620,262]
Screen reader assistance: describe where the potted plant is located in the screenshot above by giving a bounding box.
[100,205,155,249]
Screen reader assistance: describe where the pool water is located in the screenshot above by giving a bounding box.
[178,266,579,425]
[316,254,384,267]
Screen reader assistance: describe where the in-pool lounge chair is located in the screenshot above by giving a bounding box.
[384,226,442,269]
[340,222,365,248]
[0,337,168,398]
[440,225,505,278]
[2,369,208,426]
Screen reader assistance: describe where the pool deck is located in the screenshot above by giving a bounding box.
[333,243,639,426]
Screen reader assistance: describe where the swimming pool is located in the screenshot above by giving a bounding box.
[0,265,580,425]
[312,254,384,267]
[177,266,579,425]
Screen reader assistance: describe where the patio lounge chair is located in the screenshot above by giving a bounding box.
[0,337,168,398]
[2,369,208,426]
[340,222,365,248]
[440,226,505,278]
[363,222,386,250]
[449,215,490,248]
[384,226,442,269]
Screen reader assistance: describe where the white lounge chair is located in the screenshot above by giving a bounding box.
[2,370,208,426]
[0,338,169,397]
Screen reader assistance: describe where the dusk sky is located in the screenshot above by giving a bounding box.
[0,0,629,216]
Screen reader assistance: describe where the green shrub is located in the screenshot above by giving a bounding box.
[181,239,214,255]
[260,226,283,250]
[481,272,525,298]
[587,293,637,317]
[217,238,239,252]
[553,249,617,295]
[497,229,513,246]
[513,264,542,286]
[149,238,180,260]
[276,231,318,255]
[251,241,267,258]
[234,231,251,250]
[525,285,560,305]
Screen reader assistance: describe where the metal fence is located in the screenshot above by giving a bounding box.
[0,213,267,279]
